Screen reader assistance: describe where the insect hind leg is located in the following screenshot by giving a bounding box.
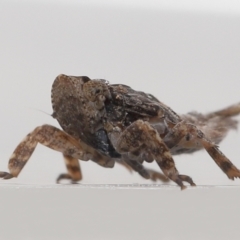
[206,102,240,118]
[201,140,240,180]
[164,120,240,179]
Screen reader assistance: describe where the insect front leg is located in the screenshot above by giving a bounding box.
[56,154,82,183]
[0,125,86,182]
[164,121,240,180]
[114,120,195,189]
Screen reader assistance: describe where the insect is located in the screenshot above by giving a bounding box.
[0,74,240,189]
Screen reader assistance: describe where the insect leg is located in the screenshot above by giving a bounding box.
[122,156,169,182]
[0,125,86,180]
[56,155,82,183]
[164,121,240,179]
[115,120,195,189]
[201,139,240,180]
[206,102,240,118]
[122,156,150,179]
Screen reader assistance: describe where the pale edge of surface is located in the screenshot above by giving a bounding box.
[0,183,240,189]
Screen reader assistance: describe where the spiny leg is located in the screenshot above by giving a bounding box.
[164,121,240,179]
[0,124,87,180]
[57,154,82,183]
[115,120,195,189]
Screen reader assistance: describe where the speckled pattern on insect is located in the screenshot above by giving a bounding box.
[1,74,240,189]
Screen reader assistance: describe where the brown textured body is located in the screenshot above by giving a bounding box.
[1,74,240,189]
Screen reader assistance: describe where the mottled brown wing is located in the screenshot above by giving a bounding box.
[106,84,181,126]
[106,84,163,125]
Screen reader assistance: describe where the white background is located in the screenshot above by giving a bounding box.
[0,1,240,239]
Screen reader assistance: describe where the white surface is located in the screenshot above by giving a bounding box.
[0,1,240,239]
[0,184,240,240]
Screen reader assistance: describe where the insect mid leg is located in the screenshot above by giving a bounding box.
[122,156,150,179]
[115,120,195,189]
[56,154,82,183]
[122,156,169,182]
[146,169,170,182]
[0,125,86,180]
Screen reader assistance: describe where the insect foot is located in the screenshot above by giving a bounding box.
[0,172,14,179]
